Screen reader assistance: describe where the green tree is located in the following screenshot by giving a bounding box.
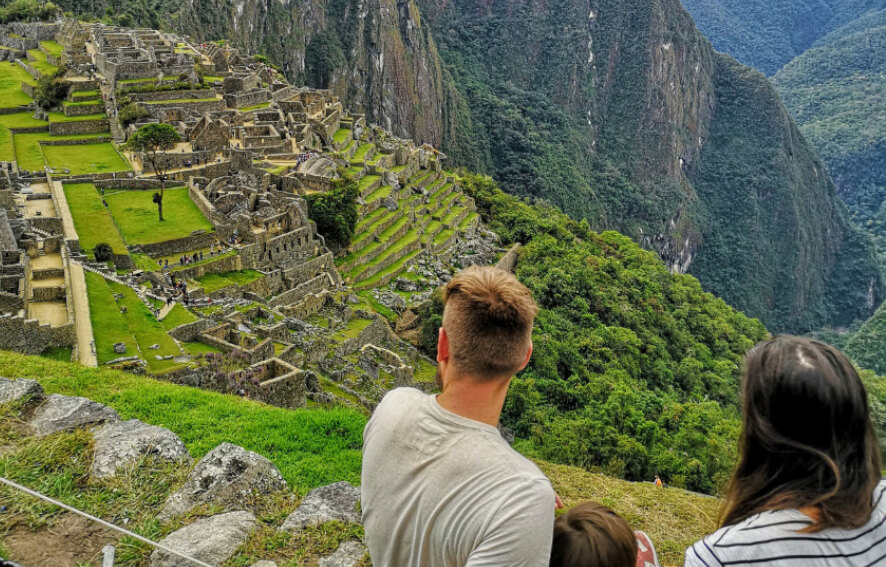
[122,123,181,221]
[305,175,359,249]
[34,75,67,109]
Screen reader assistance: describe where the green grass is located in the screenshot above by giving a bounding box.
[183,341,222,355]
[131,252,161,271]
[0,351,365,491]
[85,271,138,364]
[26,49,57,77]
[0,112,47,161]
[352,143,373,162]
[61,183,128,256]
[62,99,102,107]
[0,62,35,108]
[39,346,72,362]
[13,132,104,171]
[240,101,271,111]
[357,174,381,193]
[103,187,212,245]
[143,98,218,104]
[356,249,422,289]
[47,111,108,123]
[203,75,225,82]
[195,269,264,293]
[106,280,183,372]
[169,250,237,273]
[333,318,373,341]
[333,128,350,144]
[71,89,99,99]
[43,143,127,174]
[366,185,393,203]
[39,40,63,58]
[160,304,198,330]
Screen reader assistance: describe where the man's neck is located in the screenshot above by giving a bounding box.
[436,374,511,428]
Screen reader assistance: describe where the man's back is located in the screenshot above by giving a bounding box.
[361,387,555,567]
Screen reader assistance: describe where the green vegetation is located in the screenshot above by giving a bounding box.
[61,183,127,256]
[25,49,57,77]
[240,101,271,112]
[846,301,886,376]
[39,346,72,362]
[84,270,138,363]
[332,128,350,144]
[13,132,103,170]
[306,175,359,248]
[0,0,58,23]
[0,61,34,108]
[195,269,264,293]
[160,303,198,330]
[47,111,107,122]
[106,280,183,372]
[143,97,218,104]
[122,123,181,222]
[39,40,62,57]
[104,187,212,245]
[43,142,129,174]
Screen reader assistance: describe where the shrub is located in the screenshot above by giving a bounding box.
[305,175,359,249]
[34,76,68,110]
[93,242,113,262]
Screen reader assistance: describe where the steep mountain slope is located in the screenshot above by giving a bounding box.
[679,0,885,75]
[772,11,886,269]
[416,0,883,332]
[49,0,885,332]
[846,300,886,374]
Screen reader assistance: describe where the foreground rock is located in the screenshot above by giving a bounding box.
[150,511,257,567]
[27,394,119,437]
[91,419,191,479]
[319,541,368,567]
[0,377,43,405]
[159,442,287,520]
[280,481,361,534]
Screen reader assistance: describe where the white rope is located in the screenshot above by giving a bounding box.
[0,476,215,567]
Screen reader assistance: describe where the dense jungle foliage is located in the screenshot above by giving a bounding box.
[0,0,57,23]
[421,173,769,494]
[847,301,886,375]
[679,0,884,75]
[773,10,886,270]
[305,175,359,249]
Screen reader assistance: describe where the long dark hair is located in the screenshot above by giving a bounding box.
[721,336,882,531]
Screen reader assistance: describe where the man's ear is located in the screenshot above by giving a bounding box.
[437,327,450,364]
[517,341,533,371]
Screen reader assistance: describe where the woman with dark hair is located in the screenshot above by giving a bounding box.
[686,336,885,566]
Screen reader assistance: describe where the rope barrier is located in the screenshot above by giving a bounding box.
[0,476,215,567]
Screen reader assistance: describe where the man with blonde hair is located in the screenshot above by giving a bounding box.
[361,266,556,566]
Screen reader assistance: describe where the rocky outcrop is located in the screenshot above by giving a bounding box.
[0,377,44,405]
[159,442,288,520]
[319,541,368,567]
[27,394,119,437]
[279,481,361,534]
[91,419,191,479]
[150,511,258,567]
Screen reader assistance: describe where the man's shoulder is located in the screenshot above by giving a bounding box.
[376,386,427,413]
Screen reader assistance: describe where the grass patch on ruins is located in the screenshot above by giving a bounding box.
[62,99,102,107]
[240,102,271,112]
[352,143,373,162]
[333,318,373,341]
[143,98,219,104]
[104,187,212,245]
[39,346,72,362]
[62,183,128,256]
[333,128,350,144]
[46,111,108,123]
[0,351,366,490]
[85,271,138,364]
[195,269,264,293]
[71,89,99,99]
[130,252,160,271]
[0,62,35,107]
[43,143,128,174]
[38,40,63,58]
[106,280,183,372]
[160,303,198,330]
[357,174,381,193]
[13,133,104,171]
[25,49,57,77]
[0,113,46,161]
[184,341,222,355]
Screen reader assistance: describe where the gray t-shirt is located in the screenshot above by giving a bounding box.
[685,480,886,566]
[361,387,556,567]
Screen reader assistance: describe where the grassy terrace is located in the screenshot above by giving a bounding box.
[44,143,127,174]
[71,89,99,99]
[0,62,35,108]
[357,174,381,193]
[168,249,236,272]
[333,128,350,144]
[160,303,198,330]
[39,40,63,57]
[47,111,108,123]
[0,112,45,161]
[240,101,271,112]
[195,269,264,293]
[62,98,102,107]
[62,183,127,256]
[25,49,57,77]
[348,228,418,281]
[104,187,212,245]
[12,132,105,170]
[143,98,219,104]
[352,143,373,162]
[365,184,393,203]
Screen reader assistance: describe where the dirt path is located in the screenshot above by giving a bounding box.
[69,262,97,367]
[4,514,117,567]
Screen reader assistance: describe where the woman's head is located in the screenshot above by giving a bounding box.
[722,336,882,530]
[550,502,637,567]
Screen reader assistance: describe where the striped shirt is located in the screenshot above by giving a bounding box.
[685,480,886,566]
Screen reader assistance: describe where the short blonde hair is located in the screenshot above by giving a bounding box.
[442,266,538,380]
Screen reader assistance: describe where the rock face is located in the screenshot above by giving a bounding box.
[0,377,44,405]
[319,541,368,567]
[91,419,191,479]
[159,442,287,520]
[280,481,361,534]
[27,394,119,437]
[150,511,258,567]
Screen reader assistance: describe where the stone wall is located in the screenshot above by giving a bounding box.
[63,103,105,117]
[49,119,112,136]
[268,272,333,308]
[167,317,215,342]
[279,290,329,320]
[141,150,217,173]
[95,178,163,190]
[41,136,112,146]
[223,89,270,109]
[335,316,394,357]
[0,313,75,354]
[283,252,333,287]
[171,252,242,280]
[137,230,218,258]
[0,290,23,312]
[142,99,226,117]
[127,89,214,103]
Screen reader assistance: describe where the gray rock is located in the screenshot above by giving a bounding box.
[382,197,398,211]
[250,562,278,567]
[150,511,257,567]
[280,481,361,534]
[92,419,191,479]
[0,377,43,405]
[159,442,287,520]
[319,541,367,567]
[113,342,127,354]
[394,277,417,292]
[28,394,119,437]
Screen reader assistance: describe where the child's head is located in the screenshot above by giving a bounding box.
[550,501,637,567]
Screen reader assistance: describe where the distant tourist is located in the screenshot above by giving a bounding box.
[685,336,885,566]
[362,266,557,566]
[654,475,662,488]
[550,502,641,567]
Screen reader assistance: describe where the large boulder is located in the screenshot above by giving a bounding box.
[279,481,360,534]
[150,511,257,567]
[319,541,368,567]
[27,394,119,437]
[0,377,44,406]
[159,443,287,520]
[91,419,191,479]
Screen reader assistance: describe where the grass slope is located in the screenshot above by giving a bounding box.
[43,143,128,174]
[62,182,127,256]
[104,187,212,245]
[0,62,34,108]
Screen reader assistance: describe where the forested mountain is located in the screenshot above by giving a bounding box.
[679,0,885,75]
[772,11,886,269]
[47,0,884,333]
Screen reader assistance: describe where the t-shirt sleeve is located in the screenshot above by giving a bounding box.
[465,477,555,567]
[684,538,723,567]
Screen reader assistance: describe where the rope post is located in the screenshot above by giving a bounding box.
[101,545,115,567]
